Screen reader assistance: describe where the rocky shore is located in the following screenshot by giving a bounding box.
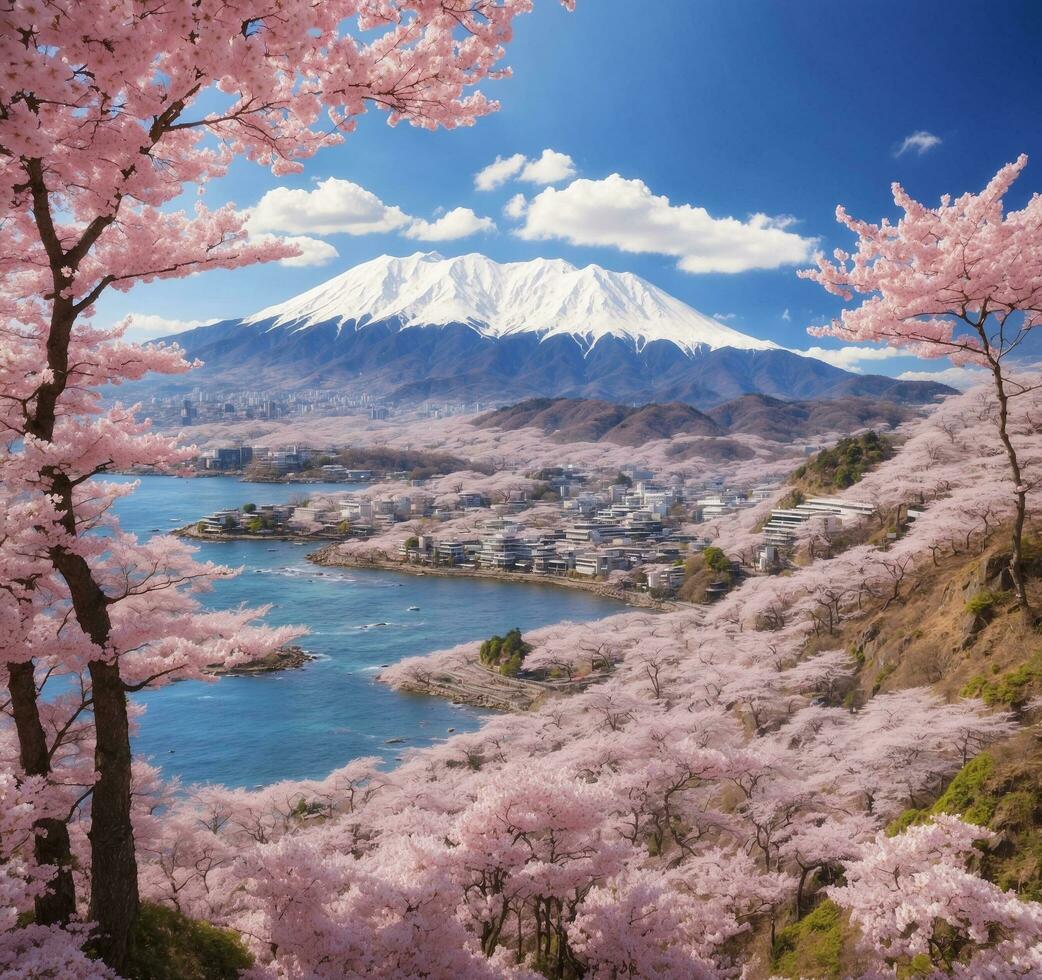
[174,524,324,544]
[307,543,675,610]
[203,645,315,676]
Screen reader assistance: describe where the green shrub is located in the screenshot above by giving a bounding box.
[479,628,531,672]
[961,655,1042,708]
[772,900,846,978]
[790,432,893,494]
[702,545,731,575]
[126,902,252,980]
[870,661,897,696]
[964,589,1009,617]
[885,751,1042,901]
[887,754,996,835]
[931,753,997,826]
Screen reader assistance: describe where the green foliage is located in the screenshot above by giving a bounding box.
[404,536,419,550]
[778,487,806,509]
[887,806,928,837]
[792,431,893,493]
[241,502,256,513]
[678,548,734,603]
[245,517,263,533]
[291,798,324,818]
[931,753,998,826]
[500,652,524,677]
[772,900,847,978]
[531,483,560,501]
[886,751,1042,900]
[479,628,532,674]
[126,902,252,980]
[336,519,351,534]
[870,661,897,696]
[702,545,731,575]
[964,589,1010,617]
[960,654,1042,708]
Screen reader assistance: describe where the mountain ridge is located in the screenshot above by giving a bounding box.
[475,394,918,446]
[157,253,956,408]
[240,251,778,354]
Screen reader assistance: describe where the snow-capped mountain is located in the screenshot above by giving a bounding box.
[243,251,777,355]
[160,253,953,408]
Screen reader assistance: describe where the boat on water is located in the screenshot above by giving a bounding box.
[407,606,420,611]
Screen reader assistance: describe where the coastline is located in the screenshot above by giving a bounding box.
[172,524,672,610]
[307,543,675,611]
[173,526,670,710]
[174,525,316,543]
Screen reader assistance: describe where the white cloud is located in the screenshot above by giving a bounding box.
[713,312,737,323]
[504,193,528,219]
[793,344,905,372]
[895,130,942,157]
[474,153,527,191]
[520,149,576,185]
[404,207,496,241]
[781,308,791,322]
[274,235,340,267]
[517,174,817,274]
[475,149,575,190]
[246,233,340,267]
[120,314,217,342]
[898,366,986,390]
[247,177,410,236]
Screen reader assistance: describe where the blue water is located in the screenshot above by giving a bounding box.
[107,475,620,788]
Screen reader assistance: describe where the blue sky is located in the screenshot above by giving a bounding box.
[102,0,1042,386]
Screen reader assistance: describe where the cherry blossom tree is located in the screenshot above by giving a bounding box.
[830,815,1042,975]
[1,0,573,969]
[800,157,1042,616]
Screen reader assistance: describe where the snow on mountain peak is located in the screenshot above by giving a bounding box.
[241,252,777,354]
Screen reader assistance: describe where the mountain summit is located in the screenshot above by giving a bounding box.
[242,251,777,355]
[162,253,954,408]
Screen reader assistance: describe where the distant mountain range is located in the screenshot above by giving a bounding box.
[160,252,954,408]
[476,394,917,446]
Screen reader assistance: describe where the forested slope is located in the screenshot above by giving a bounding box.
[49,383,1042,978]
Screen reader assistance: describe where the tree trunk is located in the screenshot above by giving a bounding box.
[87,659,139,974]
[48,491,139,973]
[988,362,1032,622]
[7,661,77,926]
[24,164,140,972]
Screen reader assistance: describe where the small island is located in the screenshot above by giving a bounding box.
[203,645,315,677]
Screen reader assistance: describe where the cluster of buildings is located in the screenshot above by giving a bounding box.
[755,495,878,569]
[143,388,378,427]
[394,478,720,592]
[142,387,495,427]
[194,444,376,481]
[193,461,836,596]
[194,471,776,595]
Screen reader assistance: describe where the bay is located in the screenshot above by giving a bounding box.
[107,475,620,788]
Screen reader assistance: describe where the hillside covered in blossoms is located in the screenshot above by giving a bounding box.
[146,383,1042,977]
[7,377,1042,977]
[4,1,1042,977]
